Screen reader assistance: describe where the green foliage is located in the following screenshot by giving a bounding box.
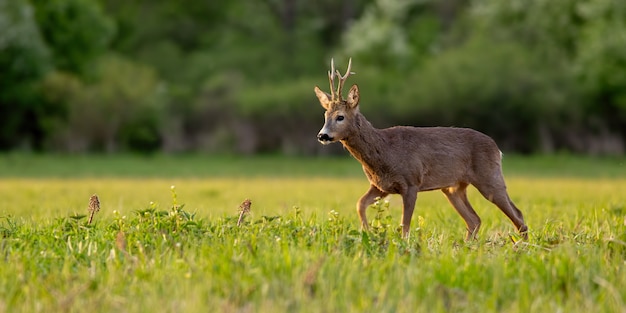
[31,0,115,75]
[0,0,51,82]
[237,78,320,116]
[0,0,52,149]
[343,0,415,60]
[1,0,626,154]
[342,0,440,68]
[41,55,165,152]
[469,0,581,59]
[0,0,114,151]
[575,0,626,125]
[467,0,626,152]
[395,37,578,152]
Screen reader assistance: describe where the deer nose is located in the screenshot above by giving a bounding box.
[317,133,332,142]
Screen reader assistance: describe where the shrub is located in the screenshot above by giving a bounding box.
[394,37,579,153]
[41,55,166,153]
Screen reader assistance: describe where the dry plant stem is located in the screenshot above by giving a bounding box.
[237,198,252,227]
[87,194,100,225]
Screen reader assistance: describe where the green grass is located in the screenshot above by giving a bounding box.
[1,153,625,178]
[0,154,625,312]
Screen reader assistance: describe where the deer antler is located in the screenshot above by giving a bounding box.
[335,58,353,100]
[328,58,336,99]
[327,58,354,101]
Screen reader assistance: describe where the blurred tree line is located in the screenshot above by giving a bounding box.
[1,0,625,155]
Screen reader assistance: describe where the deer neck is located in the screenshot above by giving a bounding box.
[340,113,387,169]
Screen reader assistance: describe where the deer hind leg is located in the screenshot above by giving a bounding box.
[400,185,419,238]
[442,183,481,240]
[473,178,528,239]
[357,185,388,231]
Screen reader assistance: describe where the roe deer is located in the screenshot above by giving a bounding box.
[314,58,528,240]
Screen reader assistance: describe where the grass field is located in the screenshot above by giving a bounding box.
[0,154,625,312]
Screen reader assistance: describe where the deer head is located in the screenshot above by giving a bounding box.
[314,58,359,144]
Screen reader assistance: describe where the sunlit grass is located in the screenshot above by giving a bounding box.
[0,155,625,312]
[1,176,623,235]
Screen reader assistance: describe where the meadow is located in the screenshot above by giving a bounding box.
[0,154,625,312]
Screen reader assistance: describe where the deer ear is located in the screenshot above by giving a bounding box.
[347,84,360,109]
[314,86,332,109]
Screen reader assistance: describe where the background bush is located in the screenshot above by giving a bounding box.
[1,0,625,155]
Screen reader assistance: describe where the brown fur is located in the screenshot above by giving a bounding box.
[315,71,528,240]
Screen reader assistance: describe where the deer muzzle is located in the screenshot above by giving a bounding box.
[317,132,333,144]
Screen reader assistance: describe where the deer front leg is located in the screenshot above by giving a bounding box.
[400,186,419,238]
[357,185,388,231]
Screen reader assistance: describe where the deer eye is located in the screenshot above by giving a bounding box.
[336,115,344,122]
